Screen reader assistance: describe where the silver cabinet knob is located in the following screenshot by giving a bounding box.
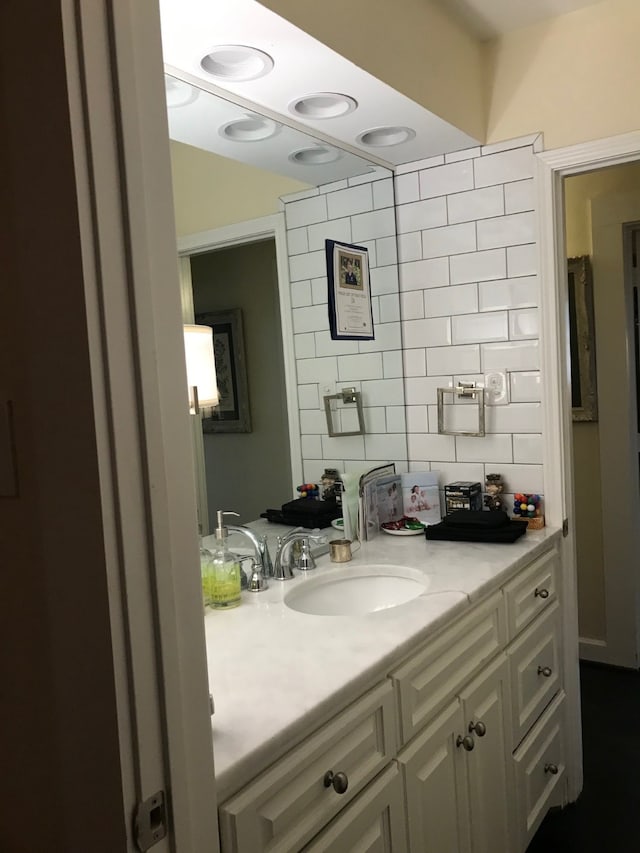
[534,587,550,599]
[544,763,559,775]
[537,665,553,677]
[323,770,349,794]
[456,734,475,751]
[468,720,487,737]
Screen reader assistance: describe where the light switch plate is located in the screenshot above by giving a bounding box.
[484,370,509,406]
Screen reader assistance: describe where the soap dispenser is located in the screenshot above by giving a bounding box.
[208,510,242,610]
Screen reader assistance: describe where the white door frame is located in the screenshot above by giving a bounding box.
[537,129,640,803]
[178,214,303,499]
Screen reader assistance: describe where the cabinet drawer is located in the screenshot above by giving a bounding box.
[219,680,397,853]
[302,764,407,852]
[391,591,505,745]
[504,546,559,640]
[513,691,566,849]
[508,601,562,749]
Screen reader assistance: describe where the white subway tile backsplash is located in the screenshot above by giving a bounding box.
[365,433,408,459]
[327,184,373,219]
[480,134,540,157]
[352,208,397,242]
[498,463,543,494]
[298,384,320,409]
[291,280,312,308]
[300,409,325,434]
[307,217,351,251]
[399,257,450,291]
[405,375,453,406]
[450,248,507,284]
[285,194,327,229]
[301,434,323,459]
[394,172,420,204]
[360,377,406,406]
[406,405,428,433]
[359,322,402,354]
[337,352,383,381]
[505,179,535,214]
[425,284,478,318]
[452,311,508,345]
[370,264,399,296]
[478,276,539,311]
[477,211,535,251]
[319,179,348,194]
[456,433,513,463]
[382,349,404,378]
[297,356,337,384]
[435,462,486,484]
[373,178,394,209]
[489,403,542,433]
[311,277,327,305]
[293,304,329,335]
[445,146,482,163]
[289,250,326,282]
[386,406,407,433]
[321,434,366,461]
[396,155,445,175]
[404,317,452,350]
[397,232,422,263]
[348,166,391,185]
[509,371,541,402]
[314,330,359,357]
[408,432,456,463]
[422,222,476,259]
[427,344,480,375]
[447,185,505,224]
[378,293,401,323]
[434,403,486,436]
[474,147,534,188]
[507,243,538,277]
[359,240,377,267]
[363,406,387,433]
[513,434,543,464]
[403,348,426,377]
[294,333,316,359]
[396,197,448,234]
[376,235,398,266]
[401,290,425,321]
[287,227,309,255]
[509,307,539,340]
[482,340,540,371]
[420,160,474,199]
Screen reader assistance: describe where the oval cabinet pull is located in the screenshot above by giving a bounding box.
[323,770,349,794]
[456,734,475,752]
[537,665,553,677]
[468,720,487,737]
[534,587,550,599]
[544,763,559,775]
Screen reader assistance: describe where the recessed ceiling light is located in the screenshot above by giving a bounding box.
[288,146,342,166]
[220,115,281,142]
[200,45,274,82]
[164,75,199,108]
[289,93,358,120]
[356,126,416,147]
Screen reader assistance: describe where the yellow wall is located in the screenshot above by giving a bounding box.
[262,0,486,141]
[170,141,310,237]
[486,0,640,149]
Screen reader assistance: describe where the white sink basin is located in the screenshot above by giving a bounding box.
[284,565,429,616]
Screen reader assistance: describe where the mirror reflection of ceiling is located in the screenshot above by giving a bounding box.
[159,0,479,183]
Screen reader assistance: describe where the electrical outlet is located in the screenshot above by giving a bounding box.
[484,370,509,406]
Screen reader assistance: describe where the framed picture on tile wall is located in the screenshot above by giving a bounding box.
[326,239,374,340]
[195,308,252,433]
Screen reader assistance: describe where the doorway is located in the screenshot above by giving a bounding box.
[564,163,640,668]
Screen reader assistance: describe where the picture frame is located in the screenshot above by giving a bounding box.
[195,308,252,433]
[326,239,374,340]
[567,254,598,422]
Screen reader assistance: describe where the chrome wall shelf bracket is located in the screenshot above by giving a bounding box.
[323,387,365,437]
[437,383,486,437]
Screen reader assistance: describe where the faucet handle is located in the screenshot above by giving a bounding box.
[296,539,316,572]
[247,560,269,592]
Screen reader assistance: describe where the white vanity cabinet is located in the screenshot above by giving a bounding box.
[217,538,566,853]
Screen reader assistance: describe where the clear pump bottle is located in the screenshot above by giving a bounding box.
[207,510,242,610]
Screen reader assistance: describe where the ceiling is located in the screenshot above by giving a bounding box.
[436,0,604,41]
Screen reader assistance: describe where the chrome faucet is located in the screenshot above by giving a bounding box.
[273,527,327,580]
[227,524,274,592]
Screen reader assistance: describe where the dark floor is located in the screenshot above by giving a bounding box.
[526,661,640,853]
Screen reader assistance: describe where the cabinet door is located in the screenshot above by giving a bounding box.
[459,653,515,853]
[397,699,472,853]
[302,764,407,853]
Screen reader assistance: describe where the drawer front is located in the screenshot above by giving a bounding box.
[504,546,559,640]
[513,691,566,849]
[508,601,562,749]
[391,591,505,745]
[219,680,397,853]
[302,764,407,853]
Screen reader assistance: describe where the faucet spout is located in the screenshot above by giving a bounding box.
[273,527,327,580]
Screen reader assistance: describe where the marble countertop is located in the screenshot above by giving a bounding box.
[202,519,560,801]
